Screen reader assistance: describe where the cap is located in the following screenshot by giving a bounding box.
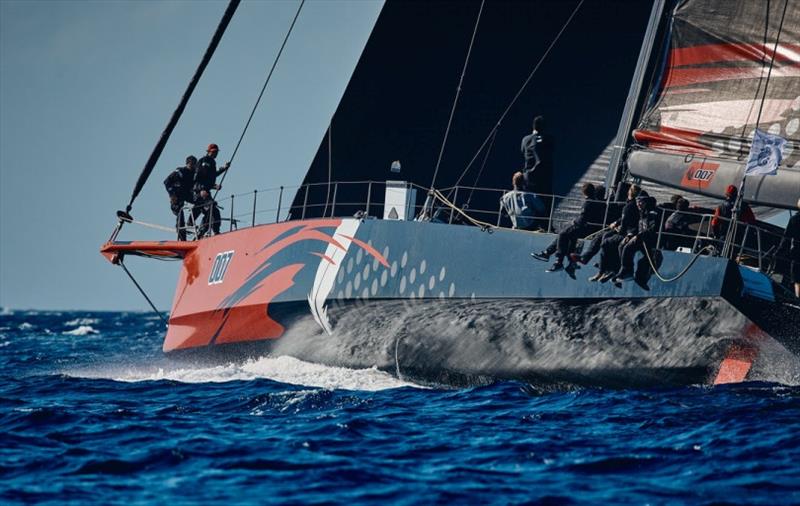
[725,184,737,197]
[207,143,219,152]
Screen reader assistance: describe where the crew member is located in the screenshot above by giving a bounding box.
[520,116,554,199]
[594,185,642,282]
[569,181,628,268]
[193,143,230,237]
[501,172,545,230]
[664,197,691,250]
[614,195,658,282]
[779,199,800,298]
[164,155,197,241]
[533,183,601,274]
[711,184,756,239]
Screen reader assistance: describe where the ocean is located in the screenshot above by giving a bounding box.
[1,310,799,504]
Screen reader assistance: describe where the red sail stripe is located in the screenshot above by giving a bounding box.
[670,43,800,67]
[632,127,710,151]
[664,64,800,89]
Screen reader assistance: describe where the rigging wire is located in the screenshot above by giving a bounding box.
[452,0,585,189]
[463,129,498,207]
[123,0,241,216]
[724,0,788,257]
[753,0,788,130]
[119,258,169,327]
[214,0,306,199]
[323,123,332,217]
[737,0,773,153]
[429,0,485,190]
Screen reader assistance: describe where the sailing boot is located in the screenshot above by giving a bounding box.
[588,271,604,282]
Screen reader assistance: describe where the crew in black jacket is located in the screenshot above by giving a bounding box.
[534,183,602,274]
[594,185,642,282]
[520,116,554,199]
[192,143,230,237]
[780,199,800,298]
[164,155,197,241]
[532,183,603,266]
[614,195,658,283]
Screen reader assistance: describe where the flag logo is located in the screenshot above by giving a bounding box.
[745,129,785,177]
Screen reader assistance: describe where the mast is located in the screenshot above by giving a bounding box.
[604,0,667,192]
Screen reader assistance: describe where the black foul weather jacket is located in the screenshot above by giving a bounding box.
[164,167,195,203]
[619,199,640,236]
[194,155,227,194]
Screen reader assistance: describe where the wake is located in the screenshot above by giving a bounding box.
[65,355,422,391]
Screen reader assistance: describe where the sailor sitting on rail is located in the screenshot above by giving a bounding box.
[500,172,544,231]
[531,183,602,276]
[613,195,659,284]
[592,185,642,283]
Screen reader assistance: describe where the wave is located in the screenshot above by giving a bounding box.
[62,325,99,336]
[65,355,422,391]
[64,318,100,326]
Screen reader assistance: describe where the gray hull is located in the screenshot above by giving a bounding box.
[159,219,800,387]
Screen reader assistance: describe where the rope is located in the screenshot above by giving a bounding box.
[432,189,496,230]
[118,215,179,234]
[214,0,305,199]
[754,0,788,131]
[642,244,714,283]
[737,0,773,151]
[453,0,584,188]
[429,0,485,190]
[583,225,612,241]
[119,258,169,327]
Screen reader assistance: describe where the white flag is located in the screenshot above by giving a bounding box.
[745,128,786,176]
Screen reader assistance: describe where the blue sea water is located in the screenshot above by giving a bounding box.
[1,310,799,505]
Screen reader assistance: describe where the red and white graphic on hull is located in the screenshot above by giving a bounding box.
[158,218,392,351]
[308,219,361,334]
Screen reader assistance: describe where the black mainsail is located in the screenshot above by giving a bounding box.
[291,0,653,217]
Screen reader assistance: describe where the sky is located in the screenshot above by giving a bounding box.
[0,0,384,311]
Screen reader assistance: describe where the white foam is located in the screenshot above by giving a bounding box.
[0,307,12,316]
[65,317,99,326]
[18,322,33,330]
[69,355,421,392]
[62,325,99,336]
